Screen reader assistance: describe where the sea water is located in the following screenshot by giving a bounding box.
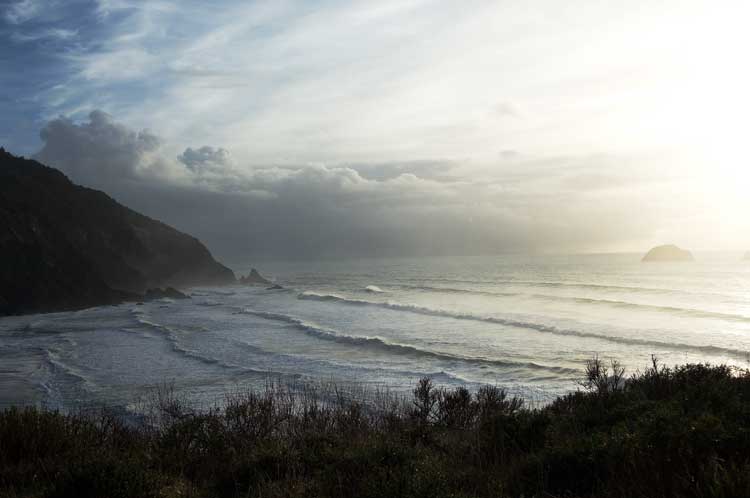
[1,253,749,412]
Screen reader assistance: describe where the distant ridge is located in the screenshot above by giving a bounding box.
[642,244,694,262]
[0,148,235,315]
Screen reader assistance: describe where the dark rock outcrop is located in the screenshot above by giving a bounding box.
[144,287,190,301]
[266,284,284,290]
[0,148,235,315]
[239,268,272,285]
[642,244,694,262]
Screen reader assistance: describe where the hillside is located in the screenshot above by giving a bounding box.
[0,148,235,315]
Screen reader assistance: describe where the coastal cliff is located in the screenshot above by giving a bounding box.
[0,148,235,315]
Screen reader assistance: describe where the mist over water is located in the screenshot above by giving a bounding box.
[1,253,749,412]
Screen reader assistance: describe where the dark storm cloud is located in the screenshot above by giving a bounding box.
[30,111,658,261]
[36,110,165,181]
[178,146,232,173]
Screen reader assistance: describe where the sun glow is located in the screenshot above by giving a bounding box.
[638,1,750,243]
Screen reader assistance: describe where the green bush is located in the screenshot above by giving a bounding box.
[1,360,749,497]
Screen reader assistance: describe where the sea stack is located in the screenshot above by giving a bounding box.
[239,268,272,285]
[642,244,694,262]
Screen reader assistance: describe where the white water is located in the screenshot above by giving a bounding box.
[1,253,749,411]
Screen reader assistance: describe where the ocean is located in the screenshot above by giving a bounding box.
[1,253,749,412]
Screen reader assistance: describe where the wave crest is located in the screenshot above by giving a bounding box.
[241,309,580,376]
[395,284,750,323]
[297,292,750,359]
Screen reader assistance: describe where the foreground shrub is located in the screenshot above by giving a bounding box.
[1,361,749,497]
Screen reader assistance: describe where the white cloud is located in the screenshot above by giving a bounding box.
[3,0,45,24]
[34,0,744,168]
[72,48,159,82]
[16,0,750,252]
[10,27,77,42]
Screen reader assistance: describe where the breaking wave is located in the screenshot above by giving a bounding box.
[240,309,580,376]
[297,292,750,359]
[394,284,750,323]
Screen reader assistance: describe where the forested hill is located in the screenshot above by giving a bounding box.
[0,148,235,315]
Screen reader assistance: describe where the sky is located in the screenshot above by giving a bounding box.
[1,0,749,260]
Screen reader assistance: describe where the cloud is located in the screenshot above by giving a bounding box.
[492,102,521,119]
[178,146,231,173]
[345,160,459,181]
[74,48,159,82]
[10,27,77,42]
[35,110,168,182]
[3,1,749,253]
[29,110,673,260]
[3,0,44,24]
[6,0,735,168]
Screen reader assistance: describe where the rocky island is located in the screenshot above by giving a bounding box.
[239,268,272,285]
[642,244,694,262]
[0,148,235,315]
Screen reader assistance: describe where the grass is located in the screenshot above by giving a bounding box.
[1,358,749,497]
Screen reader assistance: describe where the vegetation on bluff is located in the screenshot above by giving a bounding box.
[0,149,234,316]
[1,359,749,498]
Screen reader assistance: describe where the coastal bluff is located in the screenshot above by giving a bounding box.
[642,244,694,262]
[0,148,235,316]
